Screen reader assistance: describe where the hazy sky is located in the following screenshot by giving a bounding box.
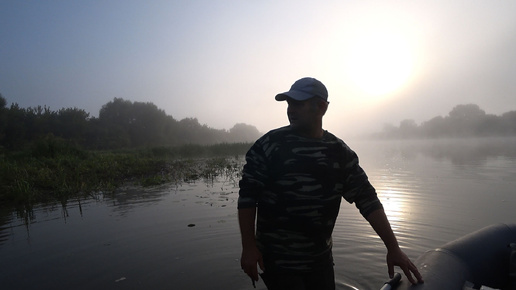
[2,1,516,137]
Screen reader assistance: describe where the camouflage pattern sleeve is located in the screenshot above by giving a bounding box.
[238,137,269,209]
[337,141,383,218]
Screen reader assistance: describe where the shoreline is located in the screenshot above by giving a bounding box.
[0,142,248,207]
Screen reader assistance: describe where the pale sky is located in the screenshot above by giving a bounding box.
[2,1,516,137]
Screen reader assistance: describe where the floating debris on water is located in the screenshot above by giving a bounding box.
[187,224,196,227]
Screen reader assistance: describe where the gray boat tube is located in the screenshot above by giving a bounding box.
[396,223,516,290]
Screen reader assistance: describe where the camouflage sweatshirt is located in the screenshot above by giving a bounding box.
[238,126,383,273]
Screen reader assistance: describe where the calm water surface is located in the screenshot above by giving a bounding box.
[1,138,516,290]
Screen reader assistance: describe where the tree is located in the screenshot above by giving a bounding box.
[446,104,486,137]
[99,98,134,126]
[56,108,90,142]
[25,105,56,142]
[97,98,134,148]
[3,103,28,149]
[448,104,485,120]
[476,114,502,136]
[399,119,418,138]
[228,123,261,142]
[501,111,516,135]
[0,94,7,146]
[128,101,168,146]
[98,98,184,147]
[0,94,6,109]
[421,116,446,138]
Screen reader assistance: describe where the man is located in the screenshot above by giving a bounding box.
[238,77,423,290]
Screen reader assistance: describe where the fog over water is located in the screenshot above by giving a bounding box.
[2,1,516,137]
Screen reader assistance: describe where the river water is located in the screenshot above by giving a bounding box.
[1,138,516,290]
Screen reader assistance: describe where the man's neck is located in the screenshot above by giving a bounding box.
[291,126,324,139]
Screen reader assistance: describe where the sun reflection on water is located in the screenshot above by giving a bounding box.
[377,186,409,228]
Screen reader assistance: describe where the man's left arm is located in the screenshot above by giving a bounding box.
[365,208,424,285]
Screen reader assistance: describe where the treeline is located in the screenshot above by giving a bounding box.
[0,95,262,151]
[372,104,516,139]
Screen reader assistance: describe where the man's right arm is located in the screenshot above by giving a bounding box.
[238,207,264,282]
[238,139,268,281]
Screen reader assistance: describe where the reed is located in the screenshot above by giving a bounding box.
[0,140,251,206]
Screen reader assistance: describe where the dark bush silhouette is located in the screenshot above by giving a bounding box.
[0,95,262,150]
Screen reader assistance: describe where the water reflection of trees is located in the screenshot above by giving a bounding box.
[380,137,516,166]
[0,203,35,247]
[421,139,516,165]
[0,208,14,247]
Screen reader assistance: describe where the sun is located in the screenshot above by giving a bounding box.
[345,30,415,97]
[319,22,418,102]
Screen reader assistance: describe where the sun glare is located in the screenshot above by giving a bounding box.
[344,31,414,96]
[320,13,419,104]
[346,31,414,96]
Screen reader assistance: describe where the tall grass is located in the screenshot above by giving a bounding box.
[0,138,251,206]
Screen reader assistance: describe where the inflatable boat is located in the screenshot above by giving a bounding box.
[395,223,516,290]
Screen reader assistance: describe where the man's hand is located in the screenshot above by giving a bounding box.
[386,247,424,285]
[240,245,264,281]
[365,209,424,285]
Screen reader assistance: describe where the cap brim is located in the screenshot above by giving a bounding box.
[275,91,314,101]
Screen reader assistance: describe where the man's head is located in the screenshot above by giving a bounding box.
[275,77,328,102]
[275,77,329,138]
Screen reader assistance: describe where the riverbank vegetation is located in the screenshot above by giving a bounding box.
[0,136,251,206]
[0,94,260,207]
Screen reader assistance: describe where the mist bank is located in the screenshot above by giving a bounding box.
[0,96,262,151]
[369,104,516,139]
